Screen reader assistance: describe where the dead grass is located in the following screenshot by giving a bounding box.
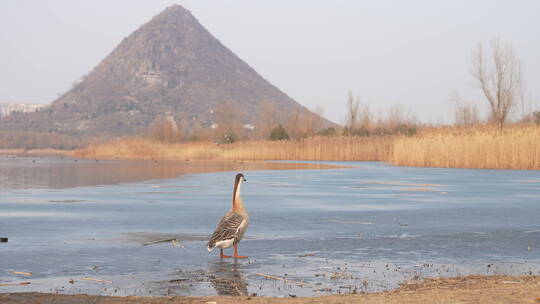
[70,125,540,170]
[71,136,393,162]
[71,138,222,160]
[220,136,393,161]
[393,125,540,170]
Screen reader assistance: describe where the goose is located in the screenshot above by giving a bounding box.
[207,173,249,259]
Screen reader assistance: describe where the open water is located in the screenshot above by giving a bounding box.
[1,156,539,296]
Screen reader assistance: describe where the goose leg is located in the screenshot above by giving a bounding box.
[220,248,232,258]
[233,244,248,259]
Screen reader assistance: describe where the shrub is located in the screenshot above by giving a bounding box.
[343,127,370,137]
[318,127,337,136]
[148,118,181,143]
[270,125,289,141]
[394,124,417,136]
[533,111,540,126]
[371,127,392,136]
[186,135,200,142]
[221,131,238,144]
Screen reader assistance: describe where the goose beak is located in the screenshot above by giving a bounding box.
[244,178,248,182]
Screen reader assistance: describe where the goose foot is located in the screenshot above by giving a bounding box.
[233,244,248,259]
[220,249,232,258]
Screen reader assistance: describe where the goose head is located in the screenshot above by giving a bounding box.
[233,173,247,206]
[235,173,247,184]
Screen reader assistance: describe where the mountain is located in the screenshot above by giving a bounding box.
[0,5,330,137]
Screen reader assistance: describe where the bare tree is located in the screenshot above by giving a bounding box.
[455,102,480,127]
[295,105,326,137]
[450,91,480,126]
[292,112,315,139]
[516,92,539,123]
[148,117,181,143]
[472,39,522,129]
[386,103,416,129]
[255,102,279,139]
[345,91,360,130]
[286,110,302,139]
[213,101,243,143]
[358,103,372,130]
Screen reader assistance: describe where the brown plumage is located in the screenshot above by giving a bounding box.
[207,212,244,249]
[207,173,249,258]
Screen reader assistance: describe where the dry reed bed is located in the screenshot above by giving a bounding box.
[71,126,540,170]
[71,136,393,161]
[392,126,540,170]
[71,139,223,160]
[219,137,393,161]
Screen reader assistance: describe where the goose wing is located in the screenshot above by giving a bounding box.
[207,212,244,250]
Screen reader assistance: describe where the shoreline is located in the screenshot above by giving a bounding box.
[3,124,538,171]
[0,148,70,157]
[2,275,539,303]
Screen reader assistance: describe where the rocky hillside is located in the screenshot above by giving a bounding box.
[0,5,329,137]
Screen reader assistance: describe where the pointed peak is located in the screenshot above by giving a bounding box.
[162,4,190,14]
[142,4,199,30]
[153,4,193,21]
[0,4,333,137]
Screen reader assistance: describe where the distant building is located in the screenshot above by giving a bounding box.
[243,124,255,131]
[0,103,46,118]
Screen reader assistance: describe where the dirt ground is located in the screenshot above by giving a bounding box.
[2,275,540,304]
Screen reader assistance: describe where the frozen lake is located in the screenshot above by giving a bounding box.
[1,156,539,296]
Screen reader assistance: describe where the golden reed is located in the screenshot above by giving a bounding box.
[72,126,540,170]
[72,136,393,162]
[392,125,540,170]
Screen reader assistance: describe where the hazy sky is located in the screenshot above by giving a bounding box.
[1,1,539,124]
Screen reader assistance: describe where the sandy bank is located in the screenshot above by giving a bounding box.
[2,275,539,304]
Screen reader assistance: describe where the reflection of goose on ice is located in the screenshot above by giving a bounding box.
[208,261,248,296]
[207,173,249,259]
